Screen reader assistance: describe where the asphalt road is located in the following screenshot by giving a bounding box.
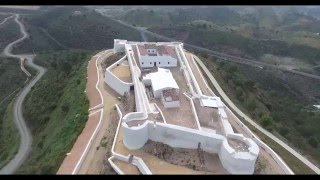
[0,14,47,174]
[194,55,320,174]
[0,15,14,27]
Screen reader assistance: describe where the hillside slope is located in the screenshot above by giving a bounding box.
[198,55,320,169]
[13,6,141,54]
[0,58,27,169]
[17,50,90,174]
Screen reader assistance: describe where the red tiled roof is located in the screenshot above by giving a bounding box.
[144,44,157,49]
[137,44,177,59]
[137,45,148,56]
[158,45,177,59]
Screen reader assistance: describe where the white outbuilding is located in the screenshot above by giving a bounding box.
[136,44,178,68]
[142,68,180,108]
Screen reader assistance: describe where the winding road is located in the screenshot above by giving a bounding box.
[0,14,14,28]
[0,14,46,174]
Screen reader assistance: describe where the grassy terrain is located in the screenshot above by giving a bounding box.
[117,6,320,51]
[13,6,141,54]
[18,50,91,174]
[195,54,320,172]
[120,9,172,28]
[197,56,316,174]
[150,25,320,66]
[0,13,11,21]
[0,102,20,169]
[0,16,20,52]
[1,6,142,174]
[0,58,32,168]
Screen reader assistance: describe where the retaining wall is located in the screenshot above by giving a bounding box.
[104,55,133,96]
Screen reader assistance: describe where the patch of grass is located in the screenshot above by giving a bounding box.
[17,50,91,174]
[150,25,320,66]
[0,102,20,169]
[243,120,315,174]
[13,6,141,54]
[0,16,20,52]
[0,58,28,167]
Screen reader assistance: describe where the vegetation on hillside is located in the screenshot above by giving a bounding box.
[0,17,20,51]
[197,55,320,167]
[151,25,320,66]
[1,6,142,173]
[13,6,141,54]
[0,13,11,22]
[0,58,27,168]
[18,50,91,174]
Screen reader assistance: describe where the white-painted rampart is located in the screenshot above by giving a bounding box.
[177,44,202,96]
[191,54,293,174]
[108,104,152,174]
[104,55,133,96]
[224,104,294,174]
[175,46,196,95]
[121,119,259,174]
[108,41,261,174]
[184,93,201,130]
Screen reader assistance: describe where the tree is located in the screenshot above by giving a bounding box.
[308,137,318,148]
[261,115,273,127]
[244,80,255,89]
[279,126,289,137]
[226,65,237,74]
[61,104,69,113]
[235,87,243,97]
[202,24,207,28]
[61,62,72,74]
[218,61,225,68]
[50,62,57,69]
[246,99,257,111]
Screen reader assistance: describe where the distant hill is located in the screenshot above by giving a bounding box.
[119,7,242,28]
[0,16,20,52]
[120,9,173,28]
[13,6,141,54]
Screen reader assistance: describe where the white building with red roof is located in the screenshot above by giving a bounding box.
[136,44,178,68]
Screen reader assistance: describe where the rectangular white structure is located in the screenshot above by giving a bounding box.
[136,44,178,68]
[143,68,179,98]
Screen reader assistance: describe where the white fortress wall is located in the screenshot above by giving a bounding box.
[104,55,133,96]
[162,99,180,108]
[147,122,224,153]
[175,45,196,95]
[223,104,294,174]
[122,122,149,150]
[131,157,152,174]
[108,156,125,174]
[177,44,202,96]
[153,103,167,124]
[121,120,258,174]
[109,104,153,174]
[122,111,148,123]
[219,140,256,174]
[114,39,127,52]
[178,52,292,174]
[110,40,261,174]
[140,56,177,68]
[184,93,201,130]
[125,44,150,113]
